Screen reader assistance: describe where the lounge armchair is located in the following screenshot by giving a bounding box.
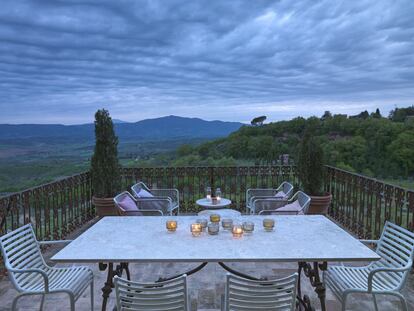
[131,181,179,215]
[256,191,311,215]
[246,181,293,214]
[114,191,172,216]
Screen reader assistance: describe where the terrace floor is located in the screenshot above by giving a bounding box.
[0,218,413,311]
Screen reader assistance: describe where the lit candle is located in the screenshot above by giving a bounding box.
[263,218,275,232]
[166,220,177,232]
[190,223,202,237]
[222,218,233,230]
[208,222,219,235]
[242,221,254,234]
[232,225,243,238]
[210,214,221,223]
[196,219,208,231]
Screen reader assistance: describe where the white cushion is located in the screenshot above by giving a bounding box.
[275,200,303,215]
[136,188,153,198]
[275,191,287,199]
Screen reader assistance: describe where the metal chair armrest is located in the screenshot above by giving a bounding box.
[136,196,172,203]
[367,260,413,291]
[38,240,72,246]
[360,239,379,245]
[7,266,49,292]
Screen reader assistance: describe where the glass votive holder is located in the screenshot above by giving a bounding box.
[196,219,208,231]
[232,224,243,238]
[166,220,177,232]
[191,223,202,237]
[210,213,221,223]
[222,218,233,230]
[263,218,275,232]
[208,222,219,235]
[242,221,254,234]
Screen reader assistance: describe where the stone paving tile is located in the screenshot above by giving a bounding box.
[0,219,412,310]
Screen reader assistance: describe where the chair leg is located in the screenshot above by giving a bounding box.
[341,293,348,311]
[40,294,46,311]
[68,293,75,311]
[90,281,94,311]
[12,294,22,311]
[372,293,379,311]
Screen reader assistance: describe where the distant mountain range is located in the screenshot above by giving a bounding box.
[0,115,244,141]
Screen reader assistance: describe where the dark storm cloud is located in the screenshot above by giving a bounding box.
[0,0,413,123]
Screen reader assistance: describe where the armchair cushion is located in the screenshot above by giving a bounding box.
[275,191,287,199]
[118,195,139,211]
[136,188,153,198]
[275,200,303,215]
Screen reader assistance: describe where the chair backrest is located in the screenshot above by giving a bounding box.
[296,191,311,214]
[0,224,45,291]
[224,273,298,311]
[281,182,294,197]
[114,274,188,311]
[131,182,151,197]
[373,221,414,288]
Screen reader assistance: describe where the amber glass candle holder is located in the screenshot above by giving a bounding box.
[222,218,233,230]
[196,219,208,231]
[210,214,221,223]
[208,222,219,235]
[242,221,254,234]
[232,224,243,238]
[190,223,202,237]
[166,220,177,232]
[263,218,275,232]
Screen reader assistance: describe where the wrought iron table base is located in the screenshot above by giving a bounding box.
[297,261,328,311]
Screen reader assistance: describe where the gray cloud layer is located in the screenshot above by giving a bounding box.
[0,0,413,123]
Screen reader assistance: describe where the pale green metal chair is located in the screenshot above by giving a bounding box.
[114,274,190,311]
[324,221,414,311]
[246,181,294,214]
[0,223,93,311]
[256,191,311,215]
[221,272,298,311]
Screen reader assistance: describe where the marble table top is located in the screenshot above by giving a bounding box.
[52,215,380,263]
[196,198,231,209]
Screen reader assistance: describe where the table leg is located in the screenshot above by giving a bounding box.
[99,262,130,311]
[297,261,327,311]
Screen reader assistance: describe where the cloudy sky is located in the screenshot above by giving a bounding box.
[0,0,413,124]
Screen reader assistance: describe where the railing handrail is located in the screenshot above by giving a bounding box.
[325,165,413,192]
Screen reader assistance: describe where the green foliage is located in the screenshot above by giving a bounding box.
[389,105,414,122]
[251,116,267,126]
[297,129,325,195]
[90,109,121,198]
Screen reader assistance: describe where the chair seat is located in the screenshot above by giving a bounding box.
[325,265,401,296]
[21,266,93,297]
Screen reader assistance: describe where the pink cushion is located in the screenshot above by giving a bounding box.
[136,188,153,198]
[275,200,304,215]
[118,195,139,211]
[275,191,287,199]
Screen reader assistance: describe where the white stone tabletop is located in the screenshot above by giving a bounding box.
[52,215,380,263]
[196,198,231,209]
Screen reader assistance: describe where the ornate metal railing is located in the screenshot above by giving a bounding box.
[0,172,94,275]
[120,166,299,213]
[325,166,414,239]
[1,164,413,275]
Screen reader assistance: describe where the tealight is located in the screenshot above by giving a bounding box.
[242,221,254,234]
[166,220,177,232]
[210,213,221,223]
[196,219,208,231]
[232,225,243,238]
[222,218,233,230]
[191,223,202,237]
[208,222,219,235]
[263,218,275,232]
